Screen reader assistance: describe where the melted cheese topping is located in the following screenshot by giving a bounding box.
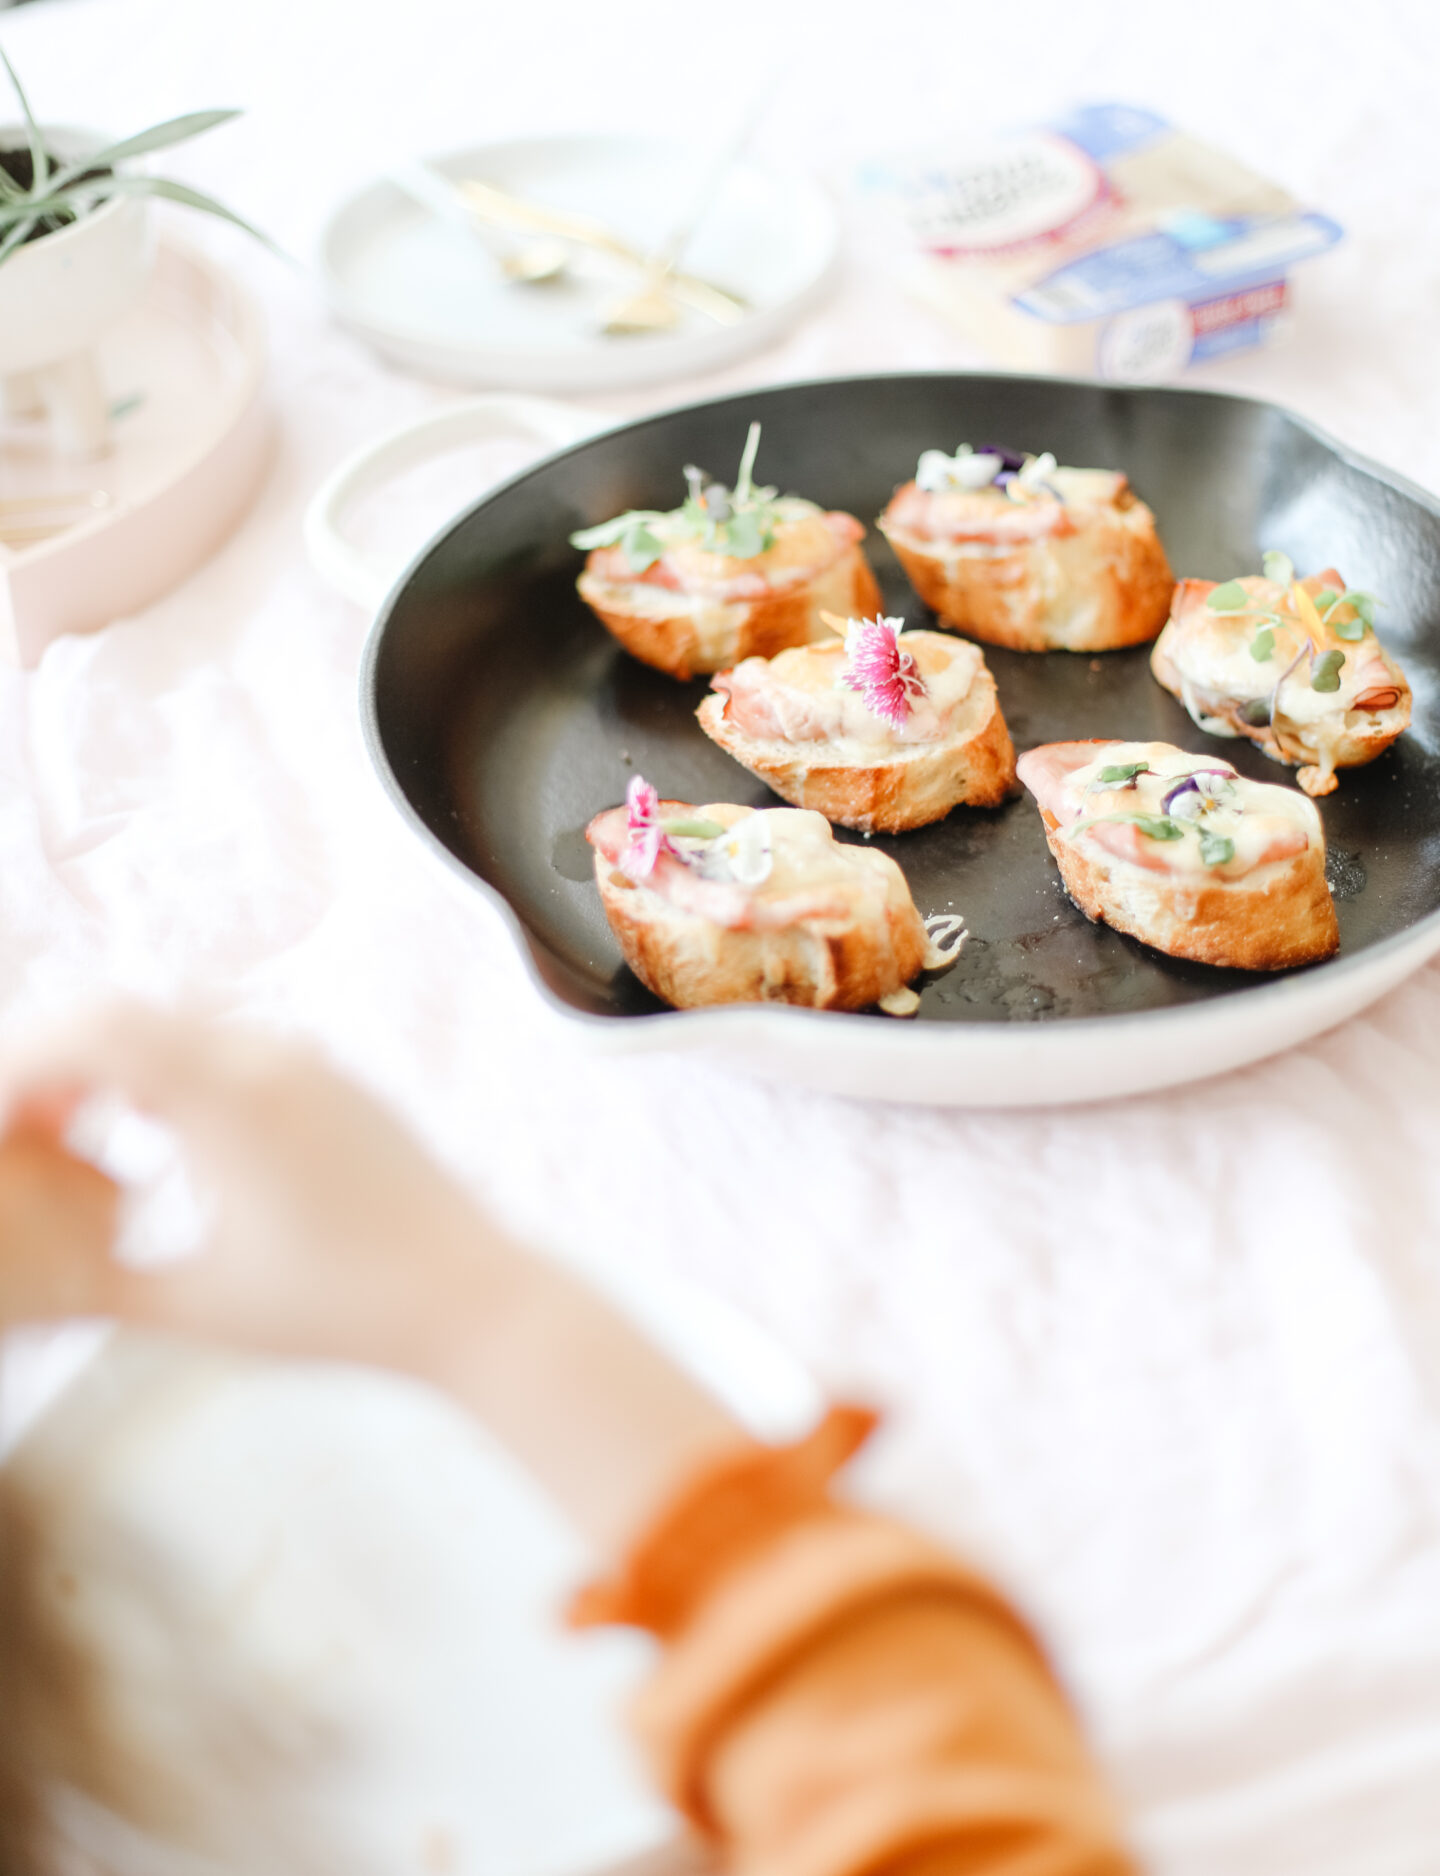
[649,497,836,588]
[1164,576,1408,778]
[1054,742,1322,881]
[723,632,983,749]
[632,803,915,936]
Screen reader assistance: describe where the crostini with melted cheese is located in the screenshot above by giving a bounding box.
[1017,739,1339,971]
[878,443,1174,653]
[1150,556,1411,797]
[572,424,881,681]
[696,613,1016,833]
[586,778,965,1015]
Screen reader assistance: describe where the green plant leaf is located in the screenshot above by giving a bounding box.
[1096,761,1149,784]
[0,211,39,264]
[1311,649,1345,692]
[1198,830,1235,867]
[1314,588,1341,612]
[1261,549,1294,587]
[73,172,280,254]
[0,43,51,188]
[1206,580,1250,612]
[1239,696,1273,726]
[1331,613,1365,641]
[44,109,241,196]
[1133,814,1183,840]
[1250,627,1275,661]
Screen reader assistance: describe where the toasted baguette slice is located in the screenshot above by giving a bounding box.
[1151,568,1411,796]
[696,629,1016,832]
[879,465,1173,652]
[1017,739,1338,971]
[587,796,958,1013]
[577,505,882,681]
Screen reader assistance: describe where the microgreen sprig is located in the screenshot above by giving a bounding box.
[571,422,784,571]
[0,45,273,267]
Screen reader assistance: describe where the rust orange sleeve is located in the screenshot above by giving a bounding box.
[571,1408,1138,1876]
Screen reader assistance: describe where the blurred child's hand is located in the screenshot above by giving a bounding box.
[0,1002,741,1548]
[0,1003,495,1375]
[0,1097,120,1323]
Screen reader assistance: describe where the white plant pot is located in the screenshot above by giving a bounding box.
[0,127,154,456]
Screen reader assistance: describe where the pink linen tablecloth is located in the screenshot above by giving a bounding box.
[4,2,1440,1873]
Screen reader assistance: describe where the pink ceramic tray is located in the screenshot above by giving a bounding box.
[0,240,271,665]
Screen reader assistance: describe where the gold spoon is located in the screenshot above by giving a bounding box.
[455,178,747,325]
[390,162,569,285]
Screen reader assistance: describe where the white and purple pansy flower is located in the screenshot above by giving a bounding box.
[1162,768,1236,820]
[913,443,1059,502]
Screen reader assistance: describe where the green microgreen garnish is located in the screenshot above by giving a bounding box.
[1261,549,1295,587]
[1206,580,1251,612]
[569,511,670,571]
[1239,696,1273,726]
[1198,830,1235,867]
[662,817,727,839]
[1313,587,1375,639]
[1133,814,1184,840]
[570,422,783,568]
[1096,761,1150,785]
[1250,627,1275,661]
[1311,648,1345,692]
[1348,591,1378,626]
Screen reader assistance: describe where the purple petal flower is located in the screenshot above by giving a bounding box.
[977,444,1028,473]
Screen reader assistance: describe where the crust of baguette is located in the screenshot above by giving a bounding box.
[577,544,883,680]
[1036,806,1339,970]
[589,810,930,1012]
[880,493,1173,653]
[695,666,1016,832]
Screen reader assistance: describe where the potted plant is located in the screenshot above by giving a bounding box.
[0,48,268,457]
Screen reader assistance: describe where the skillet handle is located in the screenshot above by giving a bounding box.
[304,395,612,611]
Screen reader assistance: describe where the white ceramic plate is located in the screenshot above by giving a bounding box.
[320,134,838,393]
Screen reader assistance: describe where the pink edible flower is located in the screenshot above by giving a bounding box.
[841,616,927,729]
[621,774,675,880]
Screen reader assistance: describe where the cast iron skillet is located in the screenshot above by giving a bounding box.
[361,372,1440,1100]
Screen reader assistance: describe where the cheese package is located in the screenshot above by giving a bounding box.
[861,104,1342,382]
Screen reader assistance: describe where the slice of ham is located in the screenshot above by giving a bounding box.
[586,805,852,932]
[884,480,1081,546]
[1014,741,1112,826]
[588,510,863,600]
[1086,818,1306,874]
[1017,743,1308,879]
[1168,568,1348,629]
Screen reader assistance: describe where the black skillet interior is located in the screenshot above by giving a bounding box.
[366,373,1440,1023]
